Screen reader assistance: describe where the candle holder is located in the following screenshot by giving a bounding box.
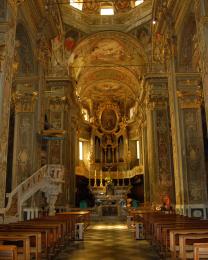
[100,170,103,187]
[94,170,97,187]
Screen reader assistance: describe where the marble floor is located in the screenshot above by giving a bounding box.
[55,218,160,260]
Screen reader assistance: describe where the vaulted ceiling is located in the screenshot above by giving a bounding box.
[68,31,148,111]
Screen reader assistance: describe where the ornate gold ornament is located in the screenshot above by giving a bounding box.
[97,101,120,134]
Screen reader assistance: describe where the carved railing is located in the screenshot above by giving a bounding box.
[0,164,64,222]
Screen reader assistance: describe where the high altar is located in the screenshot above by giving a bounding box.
[87,101,140,216]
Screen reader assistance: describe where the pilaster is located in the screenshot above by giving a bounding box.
[12,91,38,187]
[176,74,208,218]
[0,0,18,207]
[145,77,175,205]
[194,0,208,130]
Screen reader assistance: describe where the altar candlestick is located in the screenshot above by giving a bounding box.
[128,169,131,186]
[94,169,97,187]
[122,170,125,186]
[100,170,103,187]
[89,170,91,188]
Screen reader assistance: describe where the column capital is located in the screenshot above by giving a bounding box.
[13,91,38,113]
[176,77,203,108]
[48,96,67,112]
[146,83,169,110]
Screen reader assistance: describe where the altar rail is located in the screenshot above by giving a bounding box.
[0,164,64,222]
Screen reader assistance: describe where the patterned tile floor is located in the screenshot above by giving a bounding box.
[55,218,160,260]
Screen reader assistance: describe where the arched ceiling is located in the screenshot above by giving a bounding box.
[68,31,148,110]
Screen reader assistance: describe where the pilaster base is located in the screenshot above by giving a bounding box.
[175,204,208,219]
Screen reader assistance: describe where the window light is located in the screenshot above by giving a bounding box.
[135,0,144,7]
[70,0,83,11]
[79,141,83,160]
[100,8,114,15]
[136,140,140,159]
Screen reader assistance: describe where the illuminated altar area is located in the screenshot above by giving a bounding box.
[76,100,144,216]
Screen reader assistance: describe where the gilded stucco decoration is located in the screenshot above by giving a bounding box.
[131,25,151,48]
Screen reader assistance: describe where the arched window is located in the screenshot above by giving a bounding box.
[135,0,144,7]
[79,141,83,160]
[82,108,89,121]
[70,0,83,11]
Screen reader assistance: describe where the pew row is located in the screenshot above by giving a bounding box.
[0,210,90,259]
[193,243,208,260]
[132,211,208,259]
[0,245,17,260]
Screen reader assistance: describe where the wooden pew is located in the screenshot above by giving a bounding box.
[0,231,41,260]
[193,243,208,260]
[169,228,208,259]
[179,233,208,260]
[158,221,208,253]
[0,223,57,258]
[10,222,61,258]
[0,210,90,259]
[0,233,30,260]
[57,211,91,232]
[139,211,208,258]
[0,245,17,260]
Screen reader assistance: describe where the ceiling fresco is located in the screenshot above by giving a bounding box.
[68,31,148,110]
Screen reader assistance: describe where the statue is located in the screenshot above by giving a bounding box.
[105,177,114,195]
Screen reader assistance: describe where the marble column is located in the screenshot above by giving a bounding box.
[194,0,208,128]
[145,78,174,206]
[176,75,207,218]
[0,0,18,207]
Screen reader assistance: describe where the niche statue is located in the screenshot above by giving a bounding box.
[106,178,114,195]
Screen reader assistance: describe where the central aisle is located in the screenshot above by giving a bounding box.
[56,219,159,260]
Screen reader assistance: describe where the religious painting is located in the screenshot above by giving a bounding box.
[114,0,130,12]
[83,0,99,13]
[65,29,80,53]
[100,108,117,132]
[90,39,125,62]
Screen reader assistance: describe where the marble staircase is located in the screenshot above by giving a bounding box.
[0,164,64,223]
